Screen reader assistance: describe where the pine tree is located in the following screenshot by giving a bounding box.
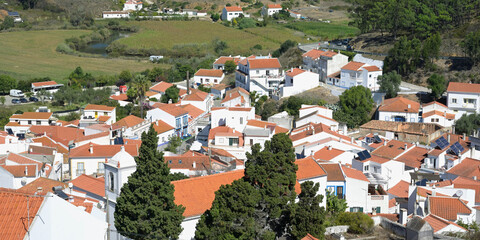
[114,125,185,239]
[289,181,326,240]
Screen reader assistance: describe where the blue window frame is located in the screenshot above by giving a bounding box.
[176,118,181,128]
[183,115,188,125]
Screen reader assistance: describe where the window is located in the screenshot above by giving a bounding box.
[229,13,232,15]
[452,98,457,103]
[183,115,188,125]
[28,120,32,125]
[250,139,254,145]
[77,162,85,176]
[36,121,41,125]
[350,207,364,213]
[109,172,114,191]
[104,112,108,116]
[431,119,435,123]
[464,99,475,104]
[98,162,105,174]
[179,160,182,164]
[385,116,389,121]
[162,137,165,142]
[256,70,259,74]
[266,70,270,75]
[176,118,181,128]
[240,117,243,124]
[336,186,344,199]
[219,138,224,143]
[364,165,369,171]
[229,138,239,146]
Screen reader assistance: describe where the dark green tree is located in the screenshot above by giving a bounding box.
[384,36,423,76]
[165,135,182,153]
[280,96,303,117]
[454,113,479,135]
[461,31,480,65]
[427,74,446,100]
[238,17,256,29]
[378,71,402,98]
[1,16,14,30]
[335,86,374,128]
[114,125,185,239]
[224,60,237,74]
[289,181,326,240]
[0,75,17,94]
[161,85,180,103]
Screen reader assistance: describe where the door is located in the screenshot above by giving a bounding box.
[336,186,344,199]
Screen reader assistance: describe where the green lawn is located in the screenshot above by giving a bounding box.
[0,30,159,82]
[285,22,360,40]
[114,21,308,55]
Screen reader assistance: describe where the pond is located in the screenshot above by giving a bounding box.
[78,31,129,56]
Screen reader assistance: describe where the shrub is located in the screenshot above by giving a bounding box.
[335,212,373,234]
[56,43,74,54]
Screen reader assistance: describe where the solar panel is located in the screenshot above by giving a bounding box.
[449,144,460,155]
[6,128,13,135]
[358,150,371,160]
[358,151,366,160]
[374,136,382,143]
[454,142,465,153]
[435,136,449,149]
[364,150,372,159]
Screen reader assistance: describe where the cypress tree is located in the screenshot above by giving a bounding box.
[114,125,185,239]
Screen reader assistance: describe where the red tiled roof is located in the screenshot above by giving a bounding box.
[69,143,139,158]
[447,82,480,94]
[451,176,480,203]
[395,146,429,169]
[172,170,244,217]
[158,104,188,117]
[19,177,67,195]
[286,68,306,77]
[379,96,420,113]
[389,198,397,208]
[195,69,224,77]
[211,83,228,91]
[110,93,128,101]
[428,196,471,221]
[180,104,204,120]
[290,122,350,143]
[341,61,366,71]
[32,80,58,87]
[73,131,109,143]
[224,6,243,12]
[1,165,37,177]
[164,151,211,171]
[423,101,448,109]
[301,233,319,240]
[423,214,466,233]
[267,4,282,8]
[387,180,409,198]
[363,65,381,72]
[248,58,281,69]
[208,126,242,140]
[319,163,345,181]
[0,191,44,239]
[342,166,369,182]
[302,49,338,60]
[183,89,209,102]
[10,112,52,120]
[84,104,115,111]
[112,115,145,129]
[226,87,249,96]
[150,81,173,93]
[296,157,327,180]
[422,110,455,120]
[447,158,480,179]
[213,56,241,65]
[152,120,174,134]
[372,139,413,159]
[31,135,68,154]
[313,147,344,161]
[207,147,236,158]
[69,174,105,197]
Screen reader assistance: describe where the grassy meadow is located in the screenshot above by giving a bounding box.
[0,30,158,82]
[285,21,360,40]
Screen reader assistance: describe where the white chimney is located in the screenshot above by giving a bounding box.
[89,144,93,154]
[68,195,74,203]
[25,166,28,176]
[121,145,125,152]
[474,176,477,181]
[432,185,436,197]
[115,91,120,96]
[399,208,407,225]
[404,144,408,151]
[383,140,387,146]
[408,104,411,109]
[351,137,354,144]
[192,161,196,169]
[447,134,451,143]
[328,145,332,151]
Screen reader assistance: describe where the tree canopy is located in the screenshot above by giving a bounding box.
[0,75,17,94]
[334,86,374,128]
[114,125,185,239]
[378,71,402,98]
[461,31,480,66]
[427,74,446,100]
[161,85,180,103]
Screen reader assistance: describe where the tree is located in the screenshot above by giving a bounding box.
[454,113,480,135]
[0,75,17,94]
[210,13,220,22]
[212,39,228,54]
[165,135,182,153]
[37,89,51,104]
[273,40,297,58]
[118,70,133,85]
[161,86,180,103]
[129,74,151,118]
[114,125,185,239]
[19,0,39,9]
[378,71,402,98]
[335,86,374,128]
[289,181,326,240]
[461,31,480,65]
[280,96,303,117]
[224,60,237,74]
[238,18,256,29]
[0,96,5,105]
[427,74,446,100]
[384,36,423,76]
[1,16,14,30]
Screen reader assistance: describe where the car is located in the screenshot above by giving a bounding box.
[11,99,20,104]
[29,97,39,102]
[19,98,28,103]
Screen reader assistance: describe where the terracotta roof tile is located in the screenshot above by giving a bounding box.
[180,104,204,120]
[428,196,471,221]
[208,126,242,140]
[164,151,211,171]
[84,104,115,111]
[422,101,448,109]
[302,49,338,60]
[447,158,480,179]
[246,119,288,133]
[395,146,428,169]
[213,56,241,65]
[313,147,344,161]
[150,81,174,93]
[224,6,243,12]
[112,115,145,129]
[451,176,480,203]
[194,69,224,78]
[286,68,306,77]
[157,104,188,117]
[363,65,381,72]
[19,177,67,195]
[183,89,209,102]
[423,214,466,233]
[379,96,420,113]
[211,83,228,91]
[110,93,128,101]
[10,112,53,120]
[0,191,44,239]
[341,61,366,71]
[69,143,139,158]
[152,120,174,134]
[290,122,350,143]
[69,174,105,197]
[225,87,249,96]
[319,163,345,181]
[247,58,281,69]
[342,166,368,182]
[172,170,244,217]
[422,110,455,120]
[387,180,409,198]
[296,157,327,180]
[267,4,282,8]
[447,82,480,94]
[1,165,37,177]
[301,233,319,240]
[31,80,59,87]
[371,139,413,159]
[360,120,442,136]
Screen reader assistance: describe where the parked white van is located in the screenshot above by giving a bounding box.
[10,89,24,97]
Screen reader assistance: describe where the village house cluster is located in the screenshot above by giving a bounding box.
[3,27,480,240]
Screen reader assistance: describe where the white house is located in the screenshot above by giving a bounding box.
[0,152,51,189]
[422,101,455,127]
[208,126,245,160]
[123,0,142,11]
[423,214,467,234]
[150,81,174,95]
[296,157,328,208]
[262,4,282,16]
[221,6,243,21]
[213,56,243,70]
[428,134,470,171]
[152,120,175,146]
[146,104,189,138]
[31,80,64,94]
[80,104,116,127]
[193,69,225,86]
[378,96,421,123]
[5,112,56,137]
[311,146,355,165]
[102,11,129,19]
[211,107,255,132]
[288,10,302,19]
[179,104,207,136]
[302,49,348,81]
[221,87,251,107]
[112,115,151,140]
[110,92,130,107]
[180,89,213,112]
[447,82,480,118]
[289,122,353,155]
[235,57,283,97]
[279,68,319,98]
[352,152,407,190]
[296,104,337,130]
[335,61,382,90]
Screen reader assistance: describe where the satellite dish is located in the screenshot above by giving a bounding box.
[456,190,463,197]
[414,167,419,172]
[68,182,73,189]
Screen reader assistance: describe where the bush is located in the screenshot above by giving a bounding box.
[56,43,74,54]
[335,212,373,234]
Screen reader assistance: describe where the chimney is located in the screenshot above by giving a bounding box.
[25,166,28,176]
[121,145,125,152]
[404,143,408,150]
[432,185,436,197]
[105,157,108,164]
[68,195,74,203]
[351,137,354,144]
[399,208,407,225]
[408,104,411,109]
[192,161,196,169]
[383,140,387,146]
[310,150,314,156]
[447,134,451,143]
[463,133,466,140]
[89,143,93,154]
[474,176,477,181]
[115,91,120,96]
[328,145,332,151]
[37,187,43,193]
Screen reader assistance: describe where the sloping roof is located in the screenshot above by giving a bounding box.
[372,139,413,159]
[19,177,67,195]
[150,81,173,93]
[84,104,115,111]
[423,101,448,109]
[183,89,209,102]
[110,93,128,101]
[164,151,211,171]
[180,104,204,120]
[69,143,139,158]
[69,174,105,197]
[363,65,381,72]
[447,82,480,94]
[446,158,480,179]
[301,233,319,240]
[247,58,282,69]
[387,180,409,198]
[428,196,471,221]
[213,56,241,65]
[157,104,188,117]
[313,147,344,161]
[422,110,455,120]
[246,119,288,134]
[379,96,420,113]
[152,120,174,134]
[267,4,282,8]
[451,176,480,203]
[211,84,228,91]
[1,165,37,177]
[286,68,306,77]
[342,166,369,182]
[32,81,59,87]
[10,112,52,120]
[225,87,249,97]
[194,69,224,77]
[112,115,145,129]
[0,191,44,239]
[290,122,350,143]
[319,163,345,182]
[224,6,243,12]
[360,120,442,136]
[423,214,466,233]
[302,49,338,60]
[296,157,327,180]
[341,61,366,71]
[172,170,244,217]
[395,147,428,169]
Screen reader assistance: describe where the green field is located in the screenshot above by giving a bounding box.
[0,30,158,82]
[114,21,308,55]
[285,22,360,40]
